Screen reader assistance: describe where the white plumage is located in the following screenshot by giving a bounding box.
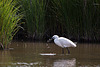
[48,35,77,54]
[53,35,76,48]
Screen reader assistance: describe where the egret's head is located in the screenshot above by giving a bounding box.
[52,35,59,39]
[47,35,59,42]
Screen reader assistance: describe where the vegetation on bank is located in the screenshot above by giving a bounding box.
[16,0,99,42]
[0,0,100,49]
[0,0,23,49]
[46,0,100,42]
[18,0,46,40]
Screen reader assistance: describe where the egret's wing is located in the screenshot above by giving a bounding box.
[54,39,64,48]
[59,37,76,47]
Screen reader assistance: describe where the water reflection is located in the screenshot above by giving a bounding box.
[0,42,100,67]
[53,58,76,67]
[0,50,12,66]
[11,62,42,66]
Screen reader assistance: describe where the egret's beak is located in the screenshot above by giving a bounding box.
[47,38,53,42]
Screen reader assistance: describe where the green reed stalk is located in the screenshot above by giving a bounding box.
[49,0,100,41]
[51,0,82,37]
[0,0,23,49]
[19,0,46,39]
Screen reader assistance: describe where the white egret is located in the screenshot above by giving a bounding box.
[47,35,77,54]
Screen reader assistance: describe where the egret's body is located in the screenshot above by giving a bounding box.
[54,37,76,48]
[48,35,77,54]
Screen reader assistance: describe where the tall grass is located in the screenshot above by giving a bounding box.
[0,0,23,49]
[47,0,100,41]
[18,0,46,39]
[14,0,100,42]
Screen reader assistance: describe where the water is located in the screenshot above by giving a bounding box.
[0,42,100,67]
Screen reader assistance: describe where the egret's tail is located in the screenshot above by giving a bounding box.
[71,42,77,47]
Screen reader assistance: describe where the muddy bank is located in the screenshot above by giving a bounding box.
[13,30,100,43]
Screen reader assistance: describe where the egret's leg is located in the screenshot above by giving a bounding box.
[62,48,64,54]
[66,47,70,54]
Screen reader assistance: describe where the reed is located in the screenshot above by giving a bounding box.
[0,0,23,49]
[19,0,46,39]
[47,0,100,41]
[15,0,100,42]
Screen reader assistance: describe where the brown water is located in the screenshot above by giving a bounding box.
[0,42,100,67]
